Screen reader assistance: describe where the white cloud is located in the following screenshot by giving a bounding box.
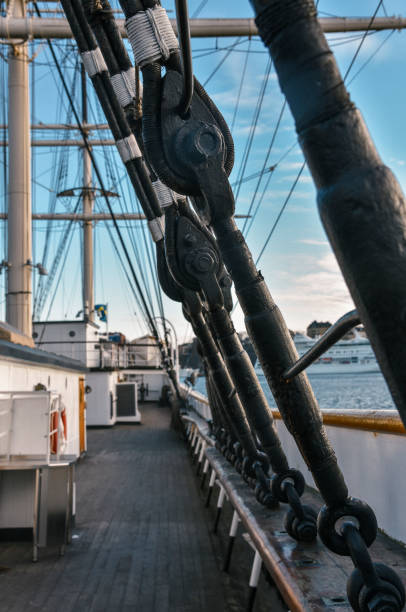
[258,252,354,330]
[299,239,329,246]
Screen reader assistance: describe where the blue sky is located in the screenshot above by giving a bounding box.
[1,0,406,344]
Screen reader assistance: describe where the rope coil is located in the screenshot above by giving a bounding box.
[110,67,140,109]
[81,48,108,77]
[116,134,142,163]
[125,6,179,68]
[148,216,165,242]
[152,179,183,208]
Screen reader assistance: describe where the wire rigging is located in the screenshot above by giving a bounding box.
[234,57,272,205]
[191,0,208,18]
[244,141,298,239]
[230,39,251,134]
[346,29,394,86]
[242,100,287,236]
[31,1,163,344]
[255,163,306,267]
[203,37,242,88]
[343,0,384,82]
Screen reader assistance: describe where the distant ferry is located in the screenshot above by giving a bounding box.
[255,332,380,376]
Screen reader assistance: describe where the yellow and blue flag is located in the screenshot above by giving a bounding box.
[95,304,108,322]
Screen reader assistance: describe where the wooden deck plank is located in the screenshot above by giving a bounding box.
[0,405,226,612]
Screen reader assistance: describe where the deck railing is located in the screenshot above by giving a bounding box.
[179,383,211,421]
[0,391,68,463]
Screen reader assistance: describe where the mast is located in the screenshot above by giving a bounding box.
[6,0,32,336]
[81,64,94,322]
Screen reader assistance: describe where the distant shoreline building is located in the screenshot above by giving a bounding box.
[305,320,366,340]
[306,320,332,339]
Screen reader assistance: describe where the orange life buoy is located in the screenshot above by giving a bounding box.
[50,410,59,454]
[50,406,67,454]
[61,408,67,441]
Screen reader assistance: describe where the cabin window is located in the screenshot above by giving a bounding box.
[69,330,76,337]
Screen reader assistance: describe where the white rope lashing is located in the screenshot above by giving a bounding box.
[148,216,165,242]
[152,179,183,209]
[116,134,142,163]
[125,6,179,67]
[110,67,142,109]
[81,48,108,77]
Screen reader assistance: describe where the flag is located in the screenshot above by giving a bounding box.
[95,304,108,322]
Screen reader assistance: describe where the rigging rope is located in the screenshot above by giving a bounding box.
[233,58,272,205]
[202,37,242,88]
[242,99,287,236]
[191,0,208,18]
[243,143,297,240]
[230,39,251,133]
[255,162,306,266]
[347,29,394,86]
[32,0,163,344]
[343,0,384,82]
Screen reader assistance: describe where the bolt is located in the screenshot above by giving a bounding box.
[296,520,318,543]
[187,123,223,163]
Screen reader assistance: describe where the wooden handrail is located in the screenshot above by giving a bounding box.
[272,409,406,434]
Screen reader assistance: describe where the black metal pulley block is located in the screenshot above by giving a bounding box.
[158,70,235,224]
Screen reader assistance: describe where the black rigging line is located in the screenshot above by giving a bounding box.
[234,57,272,205]
[31,1,162,342]
[243,141,298,239]
[93,98,167,337]
[238,0,388,251]
[192,0,208,18]
[1,53,7,266]
[105,151,162,327]
[38,213,80,343]
[103,219,151,334]
[242,100,287,236]
[193,39,249,60]
[230,39,251,134]
[343,0,384,82]
[97,122,156,317]
[255,163,306,267]
[35,55,78,316]
[231,167,274,189]
[203,37,242,87]
[35,195,82,321]
[347,29,394,86]
[31,41,36,277]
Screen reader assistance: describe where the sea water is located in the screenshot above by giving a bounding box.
[192,371,395,411]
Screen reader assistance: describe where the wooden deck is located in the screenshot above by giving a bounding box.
[0,405,228,612]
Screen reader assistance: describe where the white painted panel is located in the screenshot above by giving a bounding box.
[274,420,406,543]
[10,394,50,456]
